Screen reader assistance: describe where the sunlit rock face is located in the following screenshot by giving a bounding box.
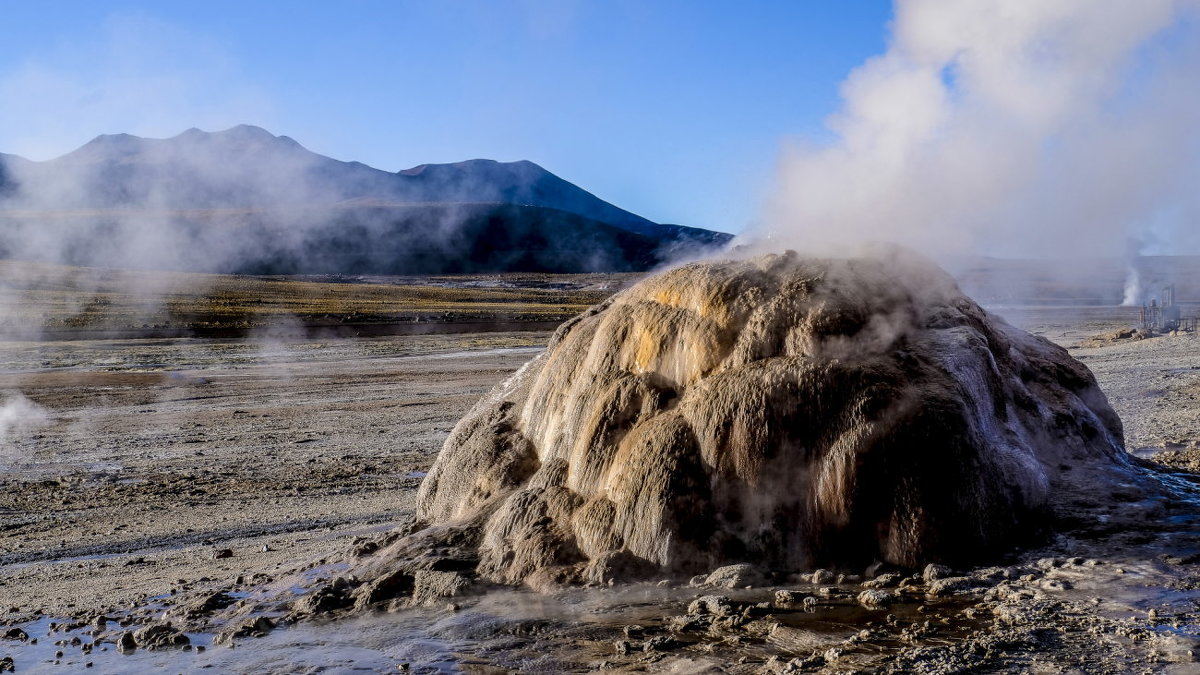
[415,250,1128,583]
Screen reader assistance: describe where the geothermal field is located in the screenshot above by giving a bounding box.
[3,256,1200,673]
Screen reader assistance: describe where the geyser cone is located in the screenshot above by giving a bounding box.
[414,250,1128,583]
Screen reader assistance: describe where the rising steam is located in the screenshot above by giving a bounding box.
[0,391,49,468]
[762,0,1200,261]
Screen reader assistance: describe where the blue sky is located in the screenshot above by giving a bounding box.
[0,1,893,234]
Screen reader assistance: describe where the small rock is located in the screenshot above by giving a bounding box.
[642,635,681,652]
[116,631,136,653]
[0,656,13,673]
[688,595,737,617]
[810,569,835,584]
[614,640,633,655]
[2,628,28,642]
[857,589,894,608]
[862,573,903,589]
[211,549,234,560]
[704,564,765,589]
[923,563,952,582]
[133,623,190,650]
[623,625,645,639]
[927,576,981,597]
[774,589,804,605]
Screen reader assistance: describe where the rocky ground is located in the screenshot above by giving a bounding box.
[3,306,1200,673]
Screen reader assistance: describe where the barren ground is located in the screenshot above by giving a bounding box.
[2,304,1200,673]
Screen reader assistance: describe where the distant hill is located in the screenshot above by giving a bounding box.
[0,125,731,274]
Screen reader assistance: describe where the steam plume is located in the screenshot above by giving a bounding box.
[762,0,1200,261]
[0,392,49,468]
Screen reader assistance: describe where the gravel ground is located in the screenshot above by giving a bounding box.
[0,332,545,620]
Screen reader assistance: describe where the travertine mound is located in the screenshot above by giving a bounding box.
[413,251,1128,584]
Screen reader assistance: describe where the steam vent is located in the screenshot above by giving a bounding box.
[413,251,1128,583]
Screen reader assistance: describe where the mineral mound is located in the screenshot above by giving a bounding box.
[406,251,1129,586]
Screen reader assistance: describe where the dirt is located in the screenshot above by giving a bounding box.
[3,306,1200,673]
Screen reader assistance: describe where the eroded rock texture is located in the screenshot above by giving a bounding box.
[411,251,1128,584]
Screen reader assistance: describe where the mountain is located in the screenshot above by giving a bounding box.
[0,126,731,274]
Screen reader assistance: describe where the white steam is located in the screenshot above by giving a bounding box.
[1122,266,1143,307]
[763,0,1200,260]
[0,392,50,468]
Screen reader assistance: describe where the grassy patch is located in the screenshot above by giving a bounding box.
[0,260,637,334]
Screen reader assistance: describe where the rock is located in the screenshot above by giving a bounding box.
[193,591,235,614]
[927,576,982,597]
[668,614,709,632]
[211,549,234,560]
[774,589,806,605]
[132,623,190,650]
[857,589,895,608]
[409,570,473,606]
[291,583,353,616]
[810,569,835,584]
[361,252,1134,592]
[216,616,276,644]
[923,563,952,582]
[613,640,633,655]
[1,628,27,642]
[704,564,766,589]
[115,631,137,653]
[863,573,903,589]
[688,595,738,617]
[0,656,12,673]
[353,570,414,610]
[642,635,682,652]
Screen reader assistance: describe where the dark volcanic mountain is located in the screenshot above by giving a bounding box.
[0,125,731,274]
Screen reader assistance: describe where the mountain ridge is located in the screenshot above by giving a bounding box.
[0,125,731,274]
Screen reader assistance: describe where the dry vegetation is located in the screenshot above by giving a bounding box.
[0,260,636,335]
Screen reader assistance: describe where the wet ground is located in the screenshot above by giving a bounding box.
[3,306,1200,672]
